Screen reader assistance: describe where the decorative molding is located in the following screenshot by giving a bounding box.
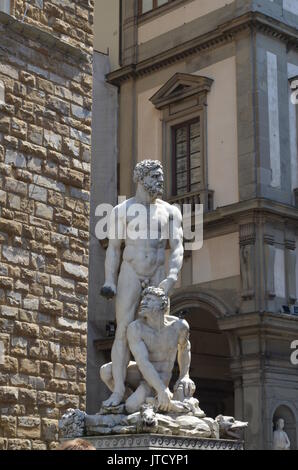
[264,234,275,246]
[150,73,213,110]
[202,199,298,235]
[107,12,298,86]
[0,11,89,62]
[239,223,256,246]
[81,434,244,451]
[285,239,296,251]
[171,288,231,319]
[138,0,191,25]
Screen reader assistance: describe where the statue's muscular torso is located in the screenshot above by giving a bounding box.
[130,316,189,387]
[117,198,177,278]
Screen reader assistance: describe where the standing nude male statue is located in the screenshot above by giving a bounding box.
[100,287,196,414]
[100,160,184,408]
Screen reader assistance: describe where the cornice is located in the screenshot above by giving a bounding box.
[218,312,298,334]
[107,11,298,86]
[0,11,90,62]
[204,198,298,228]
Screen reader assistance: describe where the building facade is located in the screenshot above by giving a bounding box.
[90,0,298,451]
[0,0,93,450]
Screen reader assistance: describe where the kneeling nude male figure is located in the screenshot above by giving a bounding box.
[100,287,196,414]
[100,160,184,408]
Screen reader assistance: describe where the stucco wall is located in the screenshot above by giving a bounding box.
[138,0,234,45]
[136,56,239,208]
[192,232,240,284]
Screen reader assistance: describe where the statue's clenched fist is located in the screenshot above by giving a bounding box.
[174,377,196,398]
[100,283,117,299]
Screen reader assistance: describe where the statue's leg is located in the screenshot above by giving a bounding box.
[125,382,153,414]
[102,263,142,407]
[99,362,114,392]
[100,361,141,396]
[126,361,142,389]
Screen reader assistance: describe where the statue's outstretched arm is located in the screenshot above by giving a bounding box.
[174,321,196,398]
[177,322,191,380]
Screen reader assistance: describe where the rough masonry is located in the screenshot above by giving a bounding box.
[0,0,94,450]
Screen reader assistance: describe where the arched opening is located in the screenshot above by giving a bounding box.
[171,292,234,418]
[273,405,297,450]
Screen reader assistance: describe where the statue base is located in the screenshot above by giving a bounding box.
[67,434,244,451]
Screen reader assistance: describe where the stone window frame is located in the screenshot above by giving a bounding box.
[150,73,214,209]
[138,0,173,15]
[138,0,187,21]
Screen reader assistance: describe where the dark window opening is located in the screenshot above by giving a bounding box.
[172,119,202,196]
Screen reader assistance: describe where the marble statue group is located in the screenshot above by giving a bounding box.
[59,160,249,444]
[100,159,191,412]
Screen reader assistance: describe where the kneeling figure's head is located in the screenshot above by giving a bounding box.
[139,287,170,325]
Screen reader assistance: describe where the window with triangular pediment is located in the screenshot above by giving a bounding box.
[150,73,214,212]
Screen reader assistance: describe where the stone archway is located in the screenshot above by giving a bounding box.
[272,405,297,450]
[171,289,234,418]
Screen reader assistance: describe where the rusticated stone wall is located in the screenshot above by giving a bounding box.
[0,0,93,450]
[13,0,93,53]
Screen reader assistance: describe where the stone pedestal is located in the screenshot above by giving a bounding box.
[80,434,244,450]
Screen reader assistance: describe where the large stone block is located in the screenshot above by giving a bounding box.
[14,321,39,338]
[41,418,58,442]
[2,246,29,266]
[37,391,56,407]
[0,306,18,319]
[17,417,41,439]
[35,202,53,221]
[0,218,22,236]
[20,358,39,375]
[29,184,47,202]
[62,262,88,281]
[4,177,27,196]
[5,149,26,168]
[44,129,62,152]
[40,298,63,316]
[0,387,18,403]
[0,416,17,438]
[7,439,31,450]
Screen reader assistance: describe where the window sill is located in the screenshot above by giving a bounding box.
[138,0,189,25]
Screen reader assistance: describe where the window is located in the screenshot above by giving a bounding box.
[150,73,214,211]
[139,0,173,15]
[173,119,202,196]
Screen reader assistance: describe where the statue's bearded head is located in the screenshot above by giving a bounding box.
[139,287,170,324]
[134,160,164,198]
